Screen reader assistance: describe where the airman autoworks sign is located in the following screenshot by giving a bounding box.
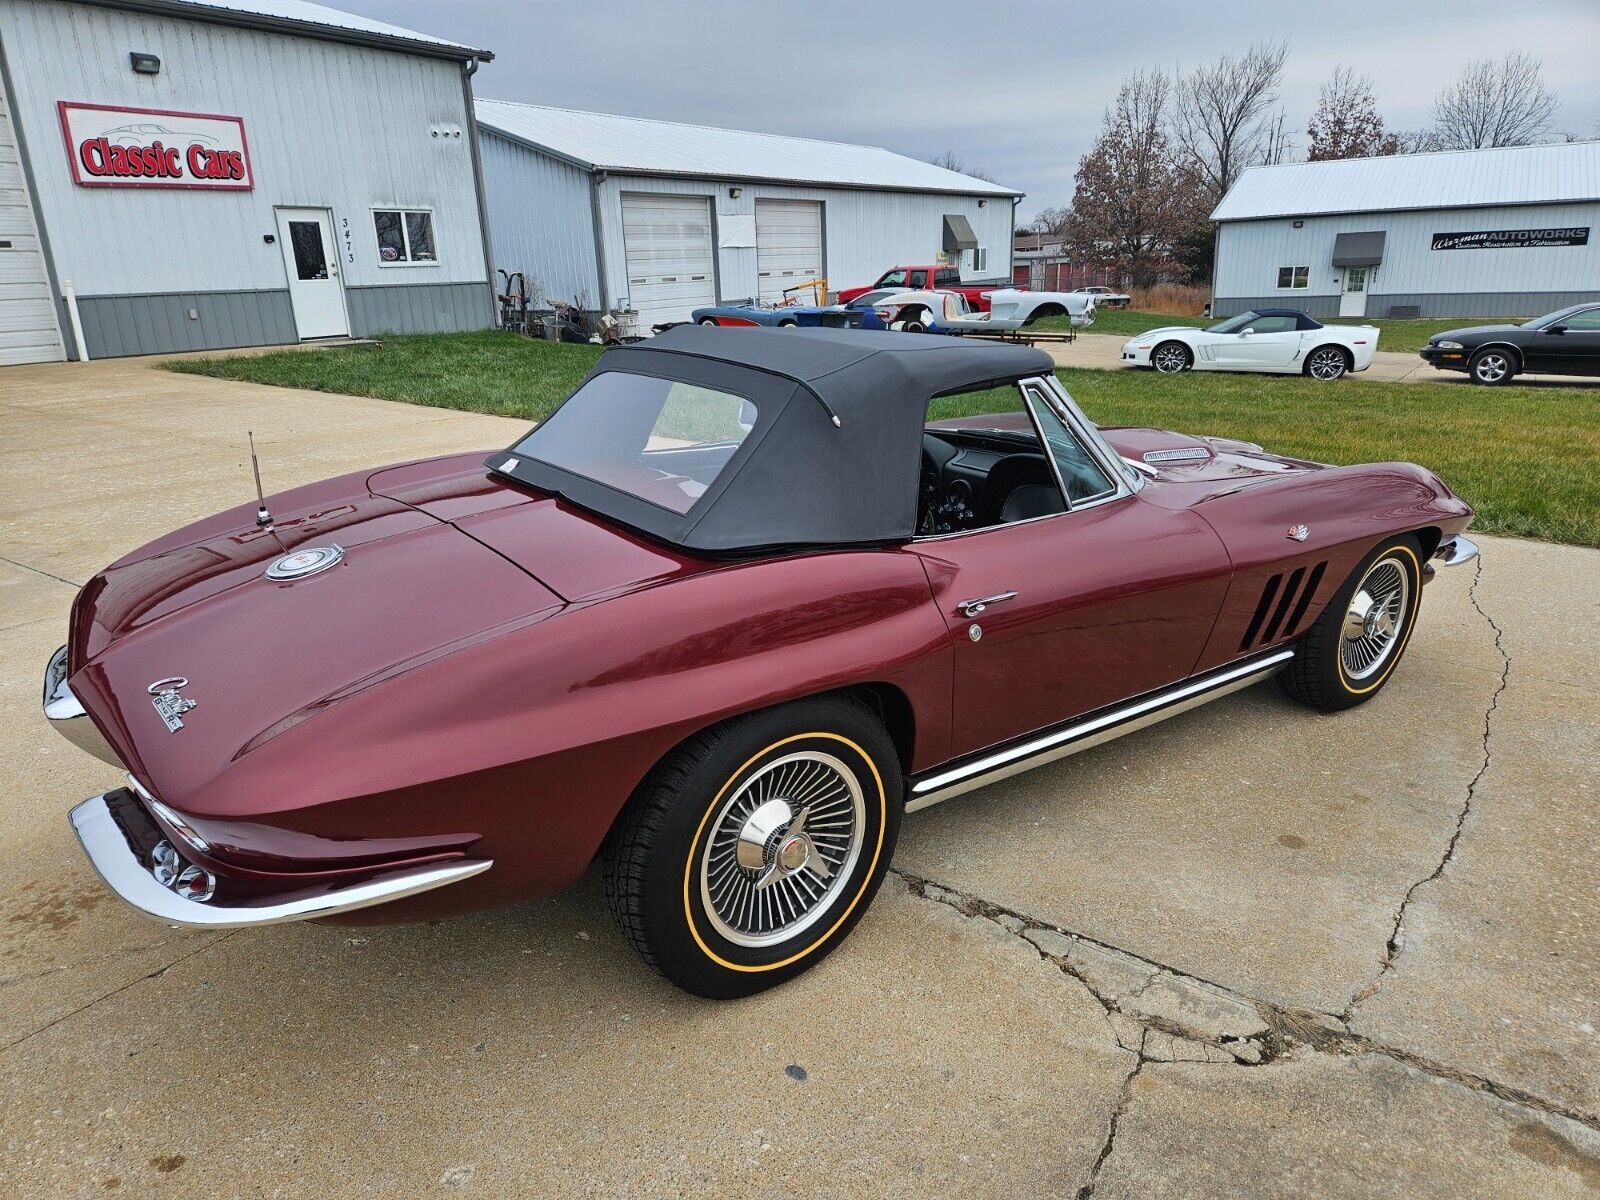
[58,101,253,190]
[1431,227,1589,250]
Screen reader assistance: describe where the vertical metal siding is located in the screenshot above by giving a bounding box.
[346,281,495,335]
[478,129,598,305]
[1,0,490,301]
[1215,201,1600,310]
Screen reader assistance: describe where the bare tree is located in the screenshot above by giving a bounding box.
[1171,40,1290,201]
[1392,127,1446,155]
[1261,109,1296,165]
[1306,68,1399,160]
[1026,206,1071,235]
[1064,69,1192,287]
[1431,53,1559,148]
[930,149,998,184]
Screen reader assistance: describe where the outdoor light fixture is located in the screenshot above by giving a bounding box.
[729,186,742,199]
[129,51,161,74]
[1293,219,1304,228]
[978,199,987,207]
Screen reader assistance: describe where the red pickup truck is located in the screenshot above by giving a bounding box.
[836,265,1016,312]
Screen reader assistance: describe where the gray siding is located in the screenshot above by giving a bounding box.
[479,129,599,304]
[1215,201,1600,317]
[346,281,496,335]
[77,289,295,358]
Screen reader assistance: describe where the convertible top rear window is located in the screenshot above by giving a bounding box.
[510,373,754,515]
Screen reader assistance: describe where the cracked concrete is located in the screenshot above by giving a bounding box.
[3,357,1599,1196]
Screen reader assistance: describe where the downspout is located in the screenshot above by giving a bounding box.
[1010,195,1020,285]
[590,170,610,312]
[62,279,89,362]
[460,57,499,327]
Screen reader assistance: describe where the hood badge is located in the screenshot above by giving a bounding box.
[147,677,197,733]
[1287,524,1310,542]
[265,543,344,582]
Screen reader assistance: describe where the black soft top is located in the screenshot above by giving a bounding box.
[490,325,1055,554]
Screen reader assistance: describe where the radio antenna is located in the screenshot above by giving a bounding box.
[248,431,273,528]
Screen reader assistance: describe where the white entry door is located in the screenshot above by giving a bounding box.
[755,199,823,305]
[621,193,716,327]
[1339,266,1369,318]
[275,208,349,339]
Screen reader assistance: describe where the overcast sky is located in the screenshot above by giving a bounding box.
[349,0,1600,220]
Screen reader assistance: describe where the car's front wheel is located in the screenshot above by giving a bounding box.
[697,317,719,327]
[1469,348,1515,385]
[602,696,902,998]
[1304,345,1350,380]
[1151,341,1191,373]
[1279,536,1423,712]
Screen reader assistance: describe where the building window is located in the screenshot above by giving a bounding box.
[373,208,438,265]
[1276,265,1308,289]
[972,246,988,273]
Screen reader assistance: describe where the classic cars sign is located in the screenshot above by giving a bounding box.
[58,101,253,190]
[1430,227,1589,251]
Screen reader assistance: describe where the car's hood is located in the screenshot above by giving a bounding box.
[68,469,563,805]
[1430,323,1523,342]
[1101,427,1328,508]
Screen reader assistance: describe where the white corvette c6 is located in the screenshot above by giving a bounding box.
[1122,308,1378,379]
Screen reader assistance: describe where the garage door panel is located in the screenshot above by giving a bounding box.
[756,199,822,305]
[0,89,64,363]
[622,194,716,327]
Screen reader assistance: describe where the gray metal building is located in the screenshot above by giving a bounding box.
[474,100,1021,329]
[0,0,497,364]
[1211,142,1600,320]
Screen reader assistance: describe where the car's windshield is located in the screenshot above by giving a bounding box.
[1205,311,1261,334]
[848,290,897,309]
[877,271,908,287]
[507,372,756,515]
[1522,304,1591,330]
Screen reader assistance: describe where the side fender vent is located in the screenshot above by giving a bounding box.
[1240,561,1329,650]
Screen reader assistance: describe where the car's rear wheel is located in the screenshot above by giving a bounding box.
[1304,345,1350,380]
[1151,341,1191,373]
[1279,536,1423,712]
[899,309,928,333]
[698,317,718,327]
[777,318,797,328]
[1469,348,1515,385]
[602,696,902,998]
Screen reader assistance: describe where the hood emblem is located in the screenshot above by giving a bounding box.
[265,543,344,581]
[147,677,197,733]
[1287,524,1310,542]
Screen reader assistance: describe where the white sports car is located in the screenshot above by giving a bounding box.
[1121,309,1379,379]
[874,288,1095,333]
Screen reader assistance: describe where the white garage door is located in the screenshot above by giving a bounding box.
[755,199,822,305]
[621,193,716,327]
[0,91,65,365]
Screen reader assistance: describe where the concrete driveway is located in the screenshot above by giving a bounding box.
[2,357,1597,1197]
[1044,331,1600,386]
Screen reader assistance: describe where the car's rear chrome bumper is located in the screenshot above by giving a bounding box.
[69,792,492,928]
[43,644,121,767]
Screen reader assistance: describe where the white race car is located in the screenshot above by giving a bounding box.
[1072,285,1131,308]
[1121,308,1378,379]
[874,288,1095,333]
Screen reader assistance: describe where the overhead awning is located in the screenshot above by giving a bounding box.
[1332,230,1385,267]
[942,213,978,252]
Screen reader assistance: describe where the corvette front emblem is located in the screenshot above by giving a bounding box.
[1287,524,1310,542]
[147,677,197,733]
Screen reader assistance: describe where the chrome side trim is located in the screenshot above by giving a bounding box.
[43,645,121,767]
[906,649,1294,812]
[69,793,492,928]
[1435,535,1479,568]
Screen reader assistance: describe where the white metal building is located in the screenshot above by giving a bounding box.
[474,100,1021,328]
[0,0,497,364]
[1211,142,1600,320]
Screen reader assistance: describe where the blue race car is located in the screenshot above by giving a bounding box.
[691,289,908,331]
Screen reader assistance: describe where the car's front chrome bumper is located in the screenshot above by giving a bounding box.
[70,792,493,928]
[1435,535,1479,568]
[43,644,121,766]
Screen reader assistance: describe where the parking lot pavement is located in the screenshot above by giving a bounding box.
[2,358,1598,1196]
[1044,331,1600,386]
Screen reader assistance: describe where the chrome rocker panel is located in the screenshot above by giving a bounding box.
[69,792,492,928]
[906,648,1295,812]
[43,644,121,767]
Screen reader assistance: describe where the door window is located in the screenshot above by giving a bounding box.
[909,269,929,287]
[1241,314,1298,334]
[1024,387,1116,504]
[1562,307,1600,330]
[288,221,328,280]
[1344,267,1367,293]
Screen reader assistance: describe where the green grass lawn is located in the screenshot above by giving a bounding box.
[1034,309,1530,354]
[166,331,1599,547]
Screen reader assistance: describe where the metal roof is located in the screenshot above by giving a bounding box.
[86,0,491,60]
[1212,141,1600,222]
[474,100,1020,196]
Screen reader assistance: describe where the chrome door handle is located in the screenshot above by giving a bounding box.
[959,591,1017,618]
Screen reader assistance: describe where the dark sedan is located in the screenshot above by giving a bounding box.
[1419,303,1600,384]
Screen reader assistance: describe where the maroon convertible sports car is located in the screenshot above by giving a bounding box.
[45,327,1477,997]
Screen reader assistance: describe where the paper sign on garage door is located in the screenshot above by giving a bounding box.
[621,194,716,327]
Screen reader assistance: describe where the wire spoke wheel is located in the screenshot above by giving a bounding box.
[1340,556,1410,682]
[699,750,866,949]
[1307,347,1347,380]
